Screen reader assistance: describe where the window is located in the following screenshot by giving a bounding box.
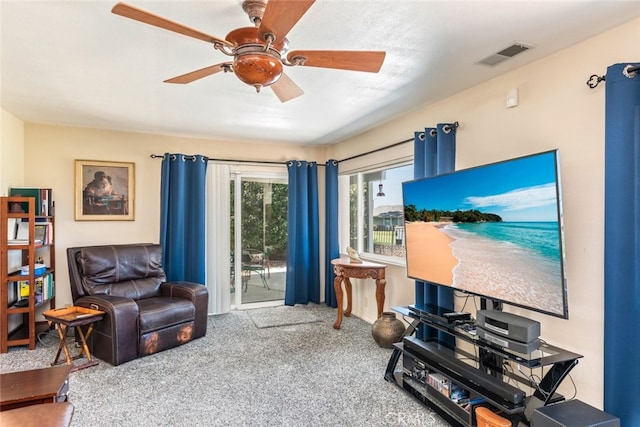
[345,163,413,263]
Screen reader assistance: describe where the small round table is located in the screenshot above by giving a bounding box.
[331,257,387,329]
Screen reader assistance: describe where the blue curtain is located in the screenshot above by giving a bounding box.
[324,160,339,307]
[285,160,320,305]
[159,153,208,283]
[604,63,639,425]
[414,124,456,345]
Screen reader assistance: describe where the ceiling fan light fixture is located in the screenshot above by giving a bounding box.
[111,1,386,101]
[233,46,284,88]
[224,27,288,89]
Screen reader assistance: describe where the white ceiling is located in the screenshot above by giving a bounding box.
[2,1,639,146]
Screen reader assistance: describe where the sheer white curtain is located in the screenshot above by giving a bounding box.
[206,163,231,314]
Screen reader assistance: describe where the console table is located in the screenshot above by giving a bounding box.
[385,306,583,427]
[331,257,386,329]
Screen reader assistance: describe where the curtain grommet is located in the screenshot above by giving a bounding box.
[623,64,638,79]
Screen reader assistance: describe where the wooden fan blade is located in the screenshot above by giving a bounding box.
[270,73,304,103]
[287,50,386,73]
[258,0,315,43]
[164,63,232,84]
[112,3,232,47]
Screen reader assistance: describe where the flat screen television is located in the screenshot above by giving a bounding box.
[402,150,568,318]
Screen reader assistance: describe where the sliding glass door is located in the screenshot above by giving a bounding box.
[231,172,287,308]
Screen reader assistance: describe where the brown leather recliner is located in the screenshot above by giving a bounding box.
[66,243,208,366]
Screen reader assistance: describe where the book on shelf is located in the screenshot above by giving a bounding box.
[19,280,29,298]
[13,273,53,302]
[15,221,29,240]
[35,277,43,293]
[6,218,18,240]
[10,221,51,245]
[9,187,53,216]
[43,273,54,300]
[34,222,53,244]
[7,239,36,245]
[35,224,47,242]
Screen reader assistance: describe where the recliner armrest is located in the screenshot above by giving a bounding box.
[75,295,138,316]
[75,295,139,366]
[161,281,208,338]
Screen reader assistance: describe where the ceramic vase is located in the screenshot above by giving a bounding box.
[371,312,406,348]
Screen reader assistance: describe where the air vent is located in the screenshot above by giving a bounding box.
[477,42,533,66]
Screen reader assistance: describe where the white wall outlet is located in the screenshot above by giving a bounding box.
[506,88,519,108]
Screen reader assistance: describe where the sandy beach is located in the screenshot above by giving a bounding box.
[405,221,458,285]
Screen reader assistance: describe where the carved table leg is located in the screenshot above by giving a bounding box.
[344,277,353,317]
[333,275,344,329]
[375,278,386,319]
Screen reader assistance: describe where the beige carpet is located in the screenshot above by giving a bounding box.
[0,304,449,427]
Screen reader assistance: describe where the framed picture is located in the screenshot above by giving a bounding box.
[75,160,135,221]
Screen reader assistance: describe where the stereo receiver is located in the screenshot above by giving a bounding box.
[475,310,540,343]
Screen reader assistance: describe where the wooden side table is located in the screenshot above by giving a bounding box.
[43,306,104,371]
[331,257,387,329]
[0,365,71,411]
[0,402,74,427]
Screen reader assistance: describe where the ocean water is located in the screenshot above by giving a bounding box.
[452,222,561,262]
[442,222,566,316]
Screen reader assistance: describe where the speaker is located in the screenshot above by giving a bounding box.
[476,327,540,354]
[533,400,620,427]
[476,310,540,343]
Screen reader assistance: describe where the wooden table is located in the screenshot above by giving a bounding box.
[331,257,387,329]
[43,306,104,371]
[0,365,71,411]
[0,402,74,427]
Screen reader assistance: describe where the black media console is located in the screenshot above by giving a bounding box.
[384,306,582,427]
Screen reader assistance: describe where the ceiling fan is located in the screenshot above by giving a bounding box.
[111,0,386,102]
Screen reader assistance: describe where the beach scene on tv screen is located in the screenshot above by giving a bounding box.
[403,151,566,316]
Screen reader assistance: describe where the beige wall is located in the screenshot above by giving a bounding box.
[20,125,323,312]
[328,16,640,410]
[1,109,25,194]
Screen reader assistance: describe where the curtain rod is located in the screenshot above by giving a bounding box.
[149,139,412,166]
[337,137,413,163]
[335,121,458,162]
[586,64,639,89]
[149,121,459,165]
[149,154,285,166]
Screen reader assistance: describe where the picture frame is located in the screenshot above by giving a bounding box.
[75,160,135,221]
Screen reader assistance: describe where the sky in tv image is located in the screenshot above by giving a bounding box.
[403,151,560,222]
[403,151,567,317]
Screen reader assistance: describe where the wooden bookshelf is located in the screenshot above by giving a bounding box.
[1,195,56,353]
